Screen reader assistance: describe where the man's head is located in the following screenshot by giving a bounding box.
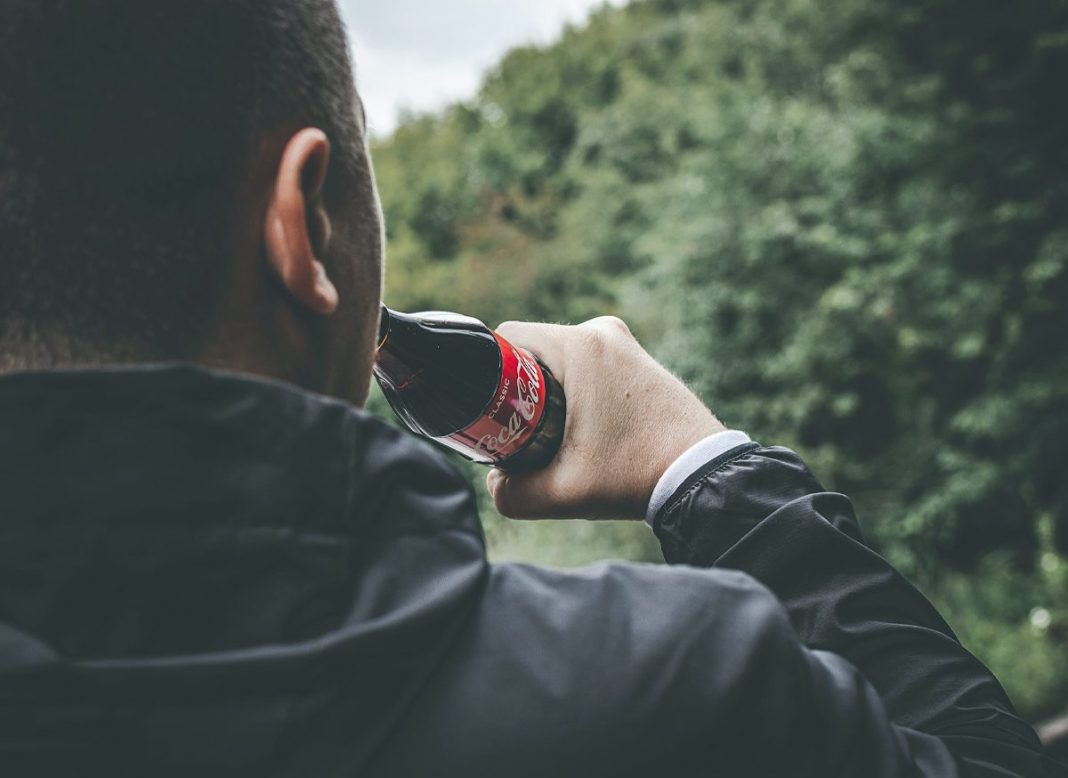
[0,0,383,405]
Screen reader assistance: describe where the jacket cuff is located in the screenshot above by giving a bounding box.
[645,431,752,525]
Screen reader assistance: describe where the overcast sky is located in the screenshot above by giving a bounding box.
[338,0,626,137]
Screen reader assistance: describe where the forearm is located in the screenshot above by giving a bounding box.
[651,443,1058,775]
[483,315,1060,773]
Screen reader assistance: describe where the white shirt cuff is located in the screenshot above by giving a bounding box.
[645,430,752,525]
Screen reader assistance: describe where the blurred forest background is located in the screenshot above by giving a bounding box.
[364,0,1068,731]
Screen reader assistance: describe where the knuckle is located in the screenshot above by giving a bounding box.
[583,315,632,339]
[576,325,610,356]
[576,315,632,355]
[602,316,633,336]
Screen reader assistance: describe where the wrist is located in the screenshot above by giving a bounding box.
[645,430,752,525]
[622,423,720,520]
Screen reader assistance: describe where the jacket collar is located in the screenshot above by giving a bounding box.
[0,363,487,662]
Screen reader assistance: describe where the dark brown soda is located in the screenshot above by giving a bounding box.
[374,310,500,438]
[373,308,566,472]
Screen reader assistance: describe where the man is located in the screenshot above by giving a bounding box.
[0,1,1062,776]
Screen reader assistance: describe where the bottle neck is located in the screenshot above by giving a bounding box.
[374,308,422,390]
[371,307,506,438]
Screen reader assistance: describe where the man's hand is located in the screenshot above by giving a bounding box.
[486,317,726,521]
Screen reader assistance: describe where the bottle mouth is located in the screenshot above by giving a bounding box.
[375,305,391,354]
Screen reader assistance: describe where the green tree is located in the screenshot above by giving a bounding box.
[369,0,1068,721]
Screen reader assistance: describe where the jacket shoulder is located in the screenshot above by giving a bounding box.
[373,560,791,777]
[480,561,790,707]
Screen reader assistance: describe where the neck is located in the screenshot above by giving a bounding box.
[0,309,330,401]
[0,320,157,374]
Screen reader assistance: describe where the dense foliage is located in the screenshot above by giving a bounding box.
[367,0,1068,720]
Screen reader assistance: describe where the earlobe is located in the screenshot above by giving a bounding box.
[264,128,339,315]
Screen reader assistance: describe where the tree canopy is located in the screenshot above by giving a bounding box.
[368,0,1068,722]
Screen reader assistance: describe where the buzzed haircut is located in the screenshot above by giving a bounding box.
[0,0,365,362]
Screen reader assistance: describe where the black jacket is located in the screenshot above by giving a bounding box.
[0,365,1061,777]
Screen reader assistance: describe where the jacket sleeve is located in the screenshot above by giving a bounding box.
[651,442,1065,777]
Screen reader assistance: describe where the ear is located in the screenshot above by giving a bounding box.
[264,128,339,315]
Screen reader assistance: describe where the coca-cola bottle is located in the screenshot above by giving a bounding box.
[373,307,566,472]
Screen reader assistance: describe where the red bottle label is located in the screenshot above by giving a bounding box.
[437,334,547,464]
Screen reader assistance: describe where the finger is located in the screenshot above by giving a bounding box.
[486,465,576,521]
[494,320,571,381]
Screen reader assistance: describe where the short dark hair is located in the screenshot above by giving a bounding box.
[0,0,365,361]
